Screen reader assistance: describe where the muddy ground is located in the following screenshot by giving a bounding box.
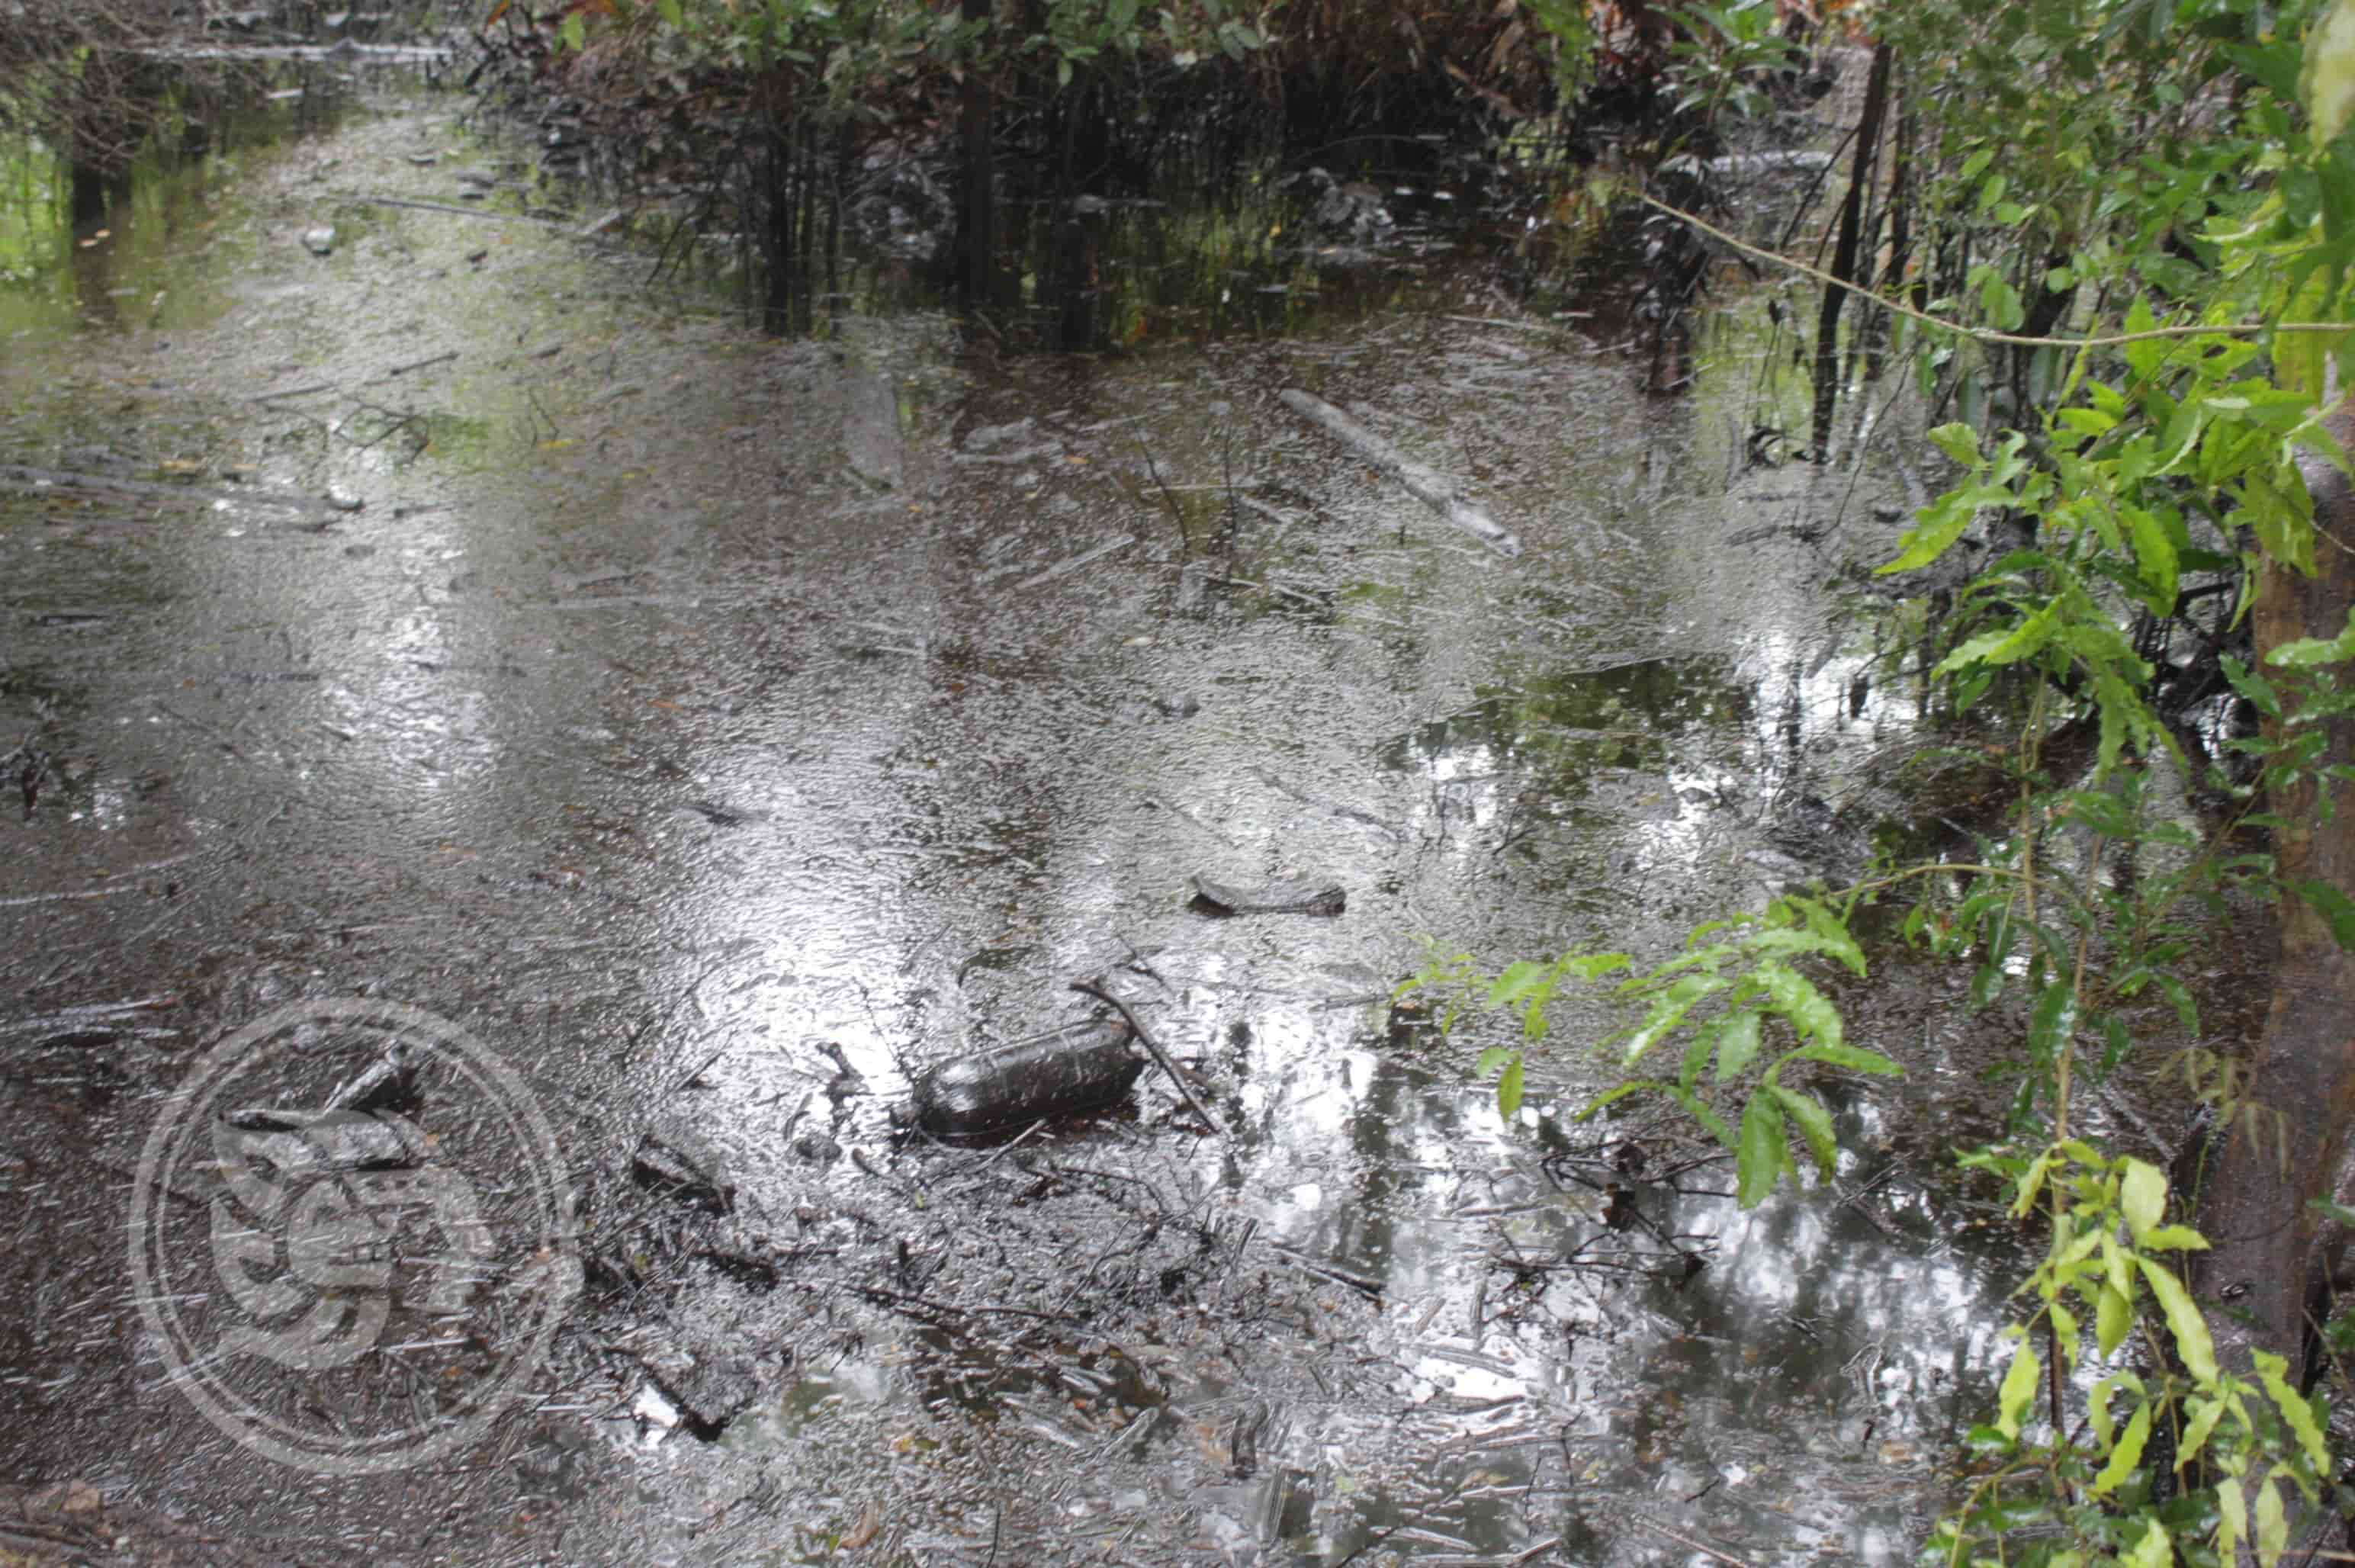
[0,78,2235,1566]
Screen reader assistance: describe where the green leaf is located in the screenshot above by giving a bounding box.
[2123,295,2163,384]
[1927,422,1983,466]
[2123,506,2180,612]
[1789,1043,1904,1076]
[1995,1335,2040,1440]
[1981,275,2025,331]
[2013,1151,2053,1219]
[1770,1085,1837,1179]
[2120,1156,2167,1242]
[2135,1224,2210,1252]
[2290,879,2355,950]
[657,0,682,24]
[2137,1256,2218,1383]
[2222,655,2283,718]
[1756,963,1842,1049]
[2180,1393,2225,1471]
[2267,605,2355,666]
[2252,460,2318,574]
[2027,979,2079,1070]
[1474,1046,1512,1078]
[2254,1348,2331,1476]
[1487,961,1549,1007]
[1984,598,2066,669]
[2096,1283,2133,1356]
[1497,1056,1524,1120]
[560,10,586,49]
[1679,1017,1718,1093]
[1881,483,2008,573]
[1666,1085,1736,1149]
[2122,1519,2170,1568]
[2060,789,2135,838]
[2217,1474,2246,1560]
[2090,1400,2151,1497]
[1736,1092,1789,1207]
[2257,1473,2288,1563]
[1621,976,1727,1067]
[1713,1009,1763,1081]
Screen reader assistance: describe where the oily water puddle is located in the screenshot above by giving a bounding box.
[0,59,2211,1568]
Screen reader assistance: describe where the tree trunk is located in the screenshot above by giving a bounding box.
[2193,397,2355,1377]
[1807,40,1892,460]
[954,0,996,313]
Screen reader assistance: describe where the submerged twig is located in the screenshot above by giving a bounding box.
[1635,1516,1753,1566]
[1068,978,1223,1136]
[1133,431,1191,557]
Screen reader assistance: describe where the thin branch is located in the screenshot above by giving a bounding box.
[1642,193,2354,351]
[1068,978,1223,1136]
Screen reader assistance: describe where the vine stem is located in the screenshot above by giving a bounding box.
[1639,191,2355,352]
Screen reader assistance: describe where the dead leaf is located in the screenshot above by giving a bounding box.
[840,1502,882,1550]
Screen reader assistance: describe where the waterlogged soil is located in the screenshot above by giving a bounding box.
[0,89,2224,1566]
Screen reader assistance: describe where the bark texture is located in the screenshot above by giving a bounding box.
[2193,398,2355,1374]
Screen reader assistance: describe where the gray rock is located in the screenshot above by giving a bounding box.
[302,225,336,256]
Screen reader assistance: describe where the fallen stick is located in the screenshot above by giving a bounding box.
[1068,978,1224,1136]
[250,382,335,403]
[0,464,326,515]
[1277,388,1523,557]
[368,350,459,381]
[339,194,576,230]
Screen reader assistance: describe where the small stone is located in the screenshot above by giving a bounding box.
[324,487,363,511]
[302,225,336,255]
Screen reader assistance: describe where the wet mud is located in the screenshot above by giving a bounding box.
[0,79,2204,1566]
